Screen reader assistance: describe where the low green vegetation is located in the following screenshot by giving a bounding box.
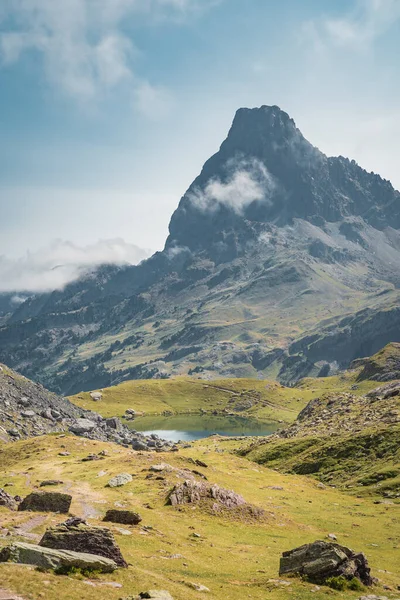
[240,426,400,496]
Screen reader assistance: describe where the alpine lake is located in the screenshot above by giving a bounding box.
[128,413,279,443]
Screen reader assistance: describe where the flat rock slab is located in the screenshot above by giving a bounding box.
[18,491,72,514]
[0,542,117,573]
[104,509,142,525]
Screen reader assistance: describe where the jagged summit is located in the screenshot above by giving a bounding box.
[167,105,400,256]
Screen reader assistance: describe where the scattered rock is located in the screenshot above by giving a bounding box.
[39,480,63,487]
[82,454,102,462]
[18,492,72,514]
[130,592,175,600]
[327,533,338,541]
[279,540,373,586]
[0,541,117,573]
[108,473,133,488]
[185,582,210,592]
[69,419,97,435]
[39,519,127,568]
[104,510,142,526]
[0,489,18,511]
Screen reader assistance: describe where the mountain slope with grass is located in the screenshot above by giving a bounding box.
[1,106,400,394]
[240,378,400,497]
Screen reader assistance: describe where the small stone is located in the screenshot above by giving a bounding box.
[186,582,210,592]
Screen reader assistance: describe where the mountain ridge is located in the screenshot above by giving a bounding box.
[0,105,400,393]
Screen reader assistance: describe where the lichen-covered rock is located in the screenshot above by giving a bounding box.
[108,473,133,488]
[18,492,72,514]
[0,488,18,511]
[103,509,142,525]
[167,480,265,521]
[39,520,127,568]
[279,540,373,586]
[0,542,117,573]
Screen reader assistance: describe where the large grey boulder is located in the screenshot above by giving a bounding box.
[0,542,117,573]
[39,519,127,568]
[69,418,97,435]
[18,491,72,514]
[279,540,373,586]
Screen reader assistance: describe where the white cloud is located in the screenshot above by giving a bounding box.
[189,158,276,214]
[0,0,216,109]
[306,0,400,50]
[0,238,152,293]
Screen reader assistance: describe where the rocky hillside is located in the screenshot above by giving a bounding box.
[352,342,400,382]
[0,363,173,451]
[1,106,400,393]
[241,380,400,497]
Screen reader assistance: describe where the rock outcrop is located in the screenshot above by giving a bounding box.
[0,488,19,511]
[39,519,128,568]
[0,541,117,573]
[169,480,246,509]
[279,540,373,586]
[18,492,72,514]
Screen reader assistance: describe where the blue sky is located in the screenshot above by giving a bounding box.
[0,0,400,291]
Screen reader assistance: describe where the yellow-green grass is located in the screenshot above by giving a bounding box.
[69,378,315,423]
[0,434,399,600]
[69,370,381,426]
[240,425,400,497]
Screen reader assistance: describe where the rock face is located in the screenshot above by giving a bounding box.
[18,492,72,514]
[0,488,18,511]
[0,541,117,573]
[279,540,373,586]
[39,520,128,568]
[103,509,142,525]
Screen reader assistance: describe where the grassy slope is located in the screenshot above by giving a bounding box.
[69,372,380,424]
[241,426,400,497]
[0,435,399,600]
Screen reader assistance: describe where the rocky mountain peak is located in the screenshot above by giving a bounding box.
[166,105,400,257]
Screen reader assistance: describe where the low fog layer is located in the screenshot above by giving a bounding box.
[0,238,151,293]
